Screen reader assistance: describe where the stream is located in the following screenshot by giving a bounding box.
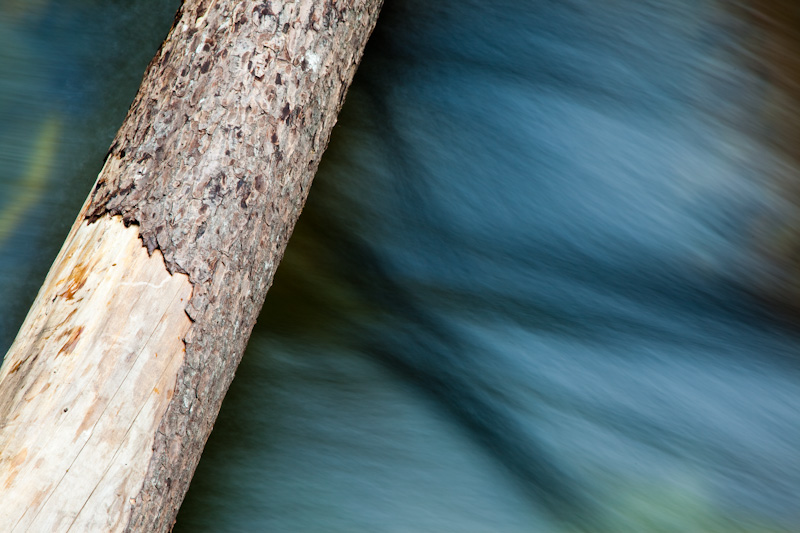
[2,1,799,531]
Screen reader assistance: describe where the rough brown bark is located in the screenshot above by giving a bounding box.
[98,2,383,528]
[0,0,383,530]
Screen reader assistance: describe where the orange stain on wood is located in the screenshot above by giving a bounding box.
[4,448,28,489]
[58,326,85,356]
[74,404,98,443]
[9,359,24,374]
[9,352,40,374]
[10,448,27,468]
[59,262,90,300]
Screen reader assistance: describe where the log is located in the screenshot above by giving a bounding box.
[0,0,383,530]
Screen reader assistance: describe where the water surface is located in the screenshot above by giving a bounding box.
[2,1,799,532]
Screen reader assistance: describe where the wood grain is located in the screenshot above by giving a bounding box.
[0,217,192,531]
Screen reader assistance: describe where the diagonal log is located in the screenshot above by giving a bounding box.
[0,0,383,530]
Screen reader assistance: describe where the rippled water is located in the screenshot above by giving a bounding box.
[3,1,800,532]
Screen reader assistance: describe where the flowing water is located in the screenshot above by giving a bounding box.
[2,1,800,531]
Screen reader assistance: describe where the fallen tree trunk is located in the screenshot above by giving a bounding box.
[0,0,382,530]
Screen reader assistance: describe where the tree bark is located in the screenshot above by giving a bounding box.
[0,0,383,530]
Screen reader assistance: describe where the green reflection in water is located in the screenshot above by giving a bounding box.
[0,115,61,247]
[0,0,179,350]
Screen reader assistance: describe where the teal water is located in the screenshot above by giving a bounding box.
[3,1,800,532]
[0,0,180,342]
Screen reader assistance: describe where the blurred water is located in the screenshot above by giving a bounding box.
[0,0,180,345]
[3,1,800,532]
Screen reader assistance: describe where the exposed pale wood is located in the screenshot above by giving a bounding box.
[0,216,192,531]
[0,0,383,530]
